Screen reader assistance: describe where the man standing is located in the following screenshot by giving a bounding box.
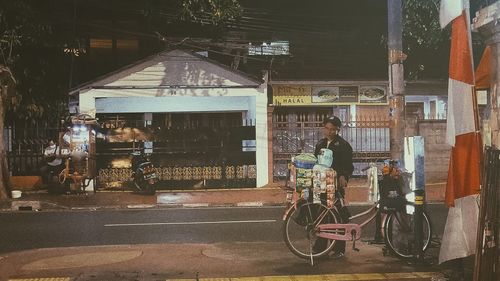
[313,116,354,258]
[40,140,63,185]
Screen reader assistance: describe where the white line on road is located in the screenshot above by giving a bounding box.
[236,202,263,207]
[104,219,277,227]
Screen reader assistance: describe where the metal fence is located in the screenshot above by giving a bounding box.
[4,120,258,189]
[272,114,391,180]
[5,126,60,176]
[6,113,391,182]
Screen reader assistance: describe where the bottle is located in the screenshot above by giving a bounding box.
[302,188,309,200]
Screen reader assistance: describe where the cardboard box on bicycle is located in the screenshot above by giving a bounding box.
[290,164,336,205]
[289,165,313,192]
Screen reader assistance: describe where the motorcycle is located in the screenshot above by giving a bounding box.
[130,151,157,195]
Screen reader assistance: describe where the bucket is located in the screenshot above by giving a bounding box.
[11,190,22,199]
[317,148,333,167]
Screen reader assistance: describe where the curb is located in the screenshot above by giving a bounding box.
[4,200,447,212]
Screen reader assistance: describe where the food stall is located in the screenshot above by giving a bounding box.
[58,114,98,193]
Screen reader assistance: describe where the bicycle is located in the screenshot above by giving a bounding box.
[282,161,432,263]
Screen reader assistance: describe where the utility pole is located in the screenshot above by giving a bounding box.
[473,3,500,279]
[387,0,406,161]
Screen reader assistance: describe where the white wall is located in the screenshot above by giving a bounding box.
[95,96,251,113]
[79,87,270,187]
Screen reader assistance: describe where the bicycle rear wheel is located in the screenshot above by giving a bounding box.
[384,207,432,260]
[283,202,341,259]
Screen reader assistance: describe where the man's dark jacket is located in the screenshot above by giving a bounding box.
[314,136,354,180]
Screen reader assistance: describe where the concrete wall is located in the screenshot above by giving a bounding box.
[416,120,451,183]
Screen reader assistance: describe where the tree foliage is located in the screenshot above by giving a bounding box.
[179,0,242,25]
[402,0,489,80]
[0,0,69,124]
[402,0,449,80]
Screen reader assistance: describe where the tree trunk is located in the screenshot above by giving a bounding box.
[0,91,9,201]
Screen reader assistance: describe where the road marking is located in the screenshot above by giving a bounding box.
[9,277,71,281]
[127,204,156,209]
[165,272,441,280]
[104,219,277,227]
[182,203,210,208]
[236,202,263,207]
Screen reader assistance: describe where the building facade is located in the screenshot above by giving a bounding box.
[69,49,269,189]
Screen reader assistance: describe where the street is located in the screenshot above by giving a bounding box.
[0,204,451,280]
[0,204,447,255]
[1,206,283,254]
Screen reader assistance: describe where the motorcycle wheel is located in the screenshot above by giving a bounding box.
[133,178,156,195]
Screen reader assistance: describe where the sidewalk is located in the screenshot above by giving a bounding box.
[1,178,446,212]
[0,240,447,281]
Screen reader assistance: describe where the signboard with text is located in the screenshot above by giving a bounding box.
[272,85,312,106]
[272,84,388,106]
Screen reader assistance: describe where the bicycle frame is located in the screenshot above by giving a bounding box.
[284,199,385,243]
[319,202,382,242]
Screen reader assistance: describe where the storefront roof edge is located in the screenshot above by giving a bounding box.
[270,79,448,96]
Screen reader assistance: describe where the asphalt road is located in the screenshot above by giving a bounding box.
[0,203,448,255]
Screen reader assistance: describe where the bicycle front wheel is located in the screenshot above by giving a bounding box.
[384,208,432,260]
[283,202,341,259]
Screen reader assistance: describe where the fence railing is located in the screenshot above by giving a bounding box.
[5,126,60,176]
[4,122,258,182]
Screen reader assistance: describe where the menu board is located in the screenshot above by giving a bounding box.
[359,86,388,104]
[339,86,359,103]
[312,86,359,104]
[312,86,340,103]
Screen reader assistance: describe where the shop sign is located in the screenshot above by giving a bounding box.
[312,86,359,104]
[272,85,312,106]
[359,86,388,104]
[272,84,388,106]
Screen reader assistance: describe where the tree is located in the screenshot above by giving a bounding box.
[0,61,16,200]
[0,2,25,199]
[0,2,31,199]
